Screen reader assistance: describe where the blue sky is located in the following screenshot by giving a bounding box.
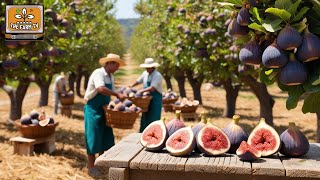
[114,0,140,19]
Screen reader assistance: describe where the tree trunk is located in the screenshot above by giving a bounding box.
[1,78,31,121]
[316,113,320,143]
[185,69,204,104]
[221,78,240,118]
[173,67,186,97]
[76,66,84,98]
[83,71,90,91]
[35,76,53,107]
[163,74,172,91]
[241,75,274,126]
[68,72,76,92]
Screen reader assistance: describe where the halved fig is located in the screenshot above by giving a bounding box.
[140,118,168,151]
[39,117,50,127]
[197,122,231,156]
[247,118,280,156]
[165,126,196,156]
[224,115,248,154]
[166,110,185,136]
[236,141,261,161]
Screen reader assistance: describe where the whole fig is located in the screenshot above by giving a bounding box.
[166,110,186,136]
[224,115,248,154]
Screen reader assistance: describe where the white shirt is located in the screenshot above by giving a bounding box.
[84,67,115,101]
[53,75,68,93]
[137,70,163,94]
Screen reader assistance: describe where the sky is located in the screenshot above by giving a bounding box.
[114,0,140,19]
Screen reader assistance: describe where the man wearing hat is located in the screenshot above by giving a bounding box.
[130,58,163,132]
[53,72,68,115]
[84,53,125,176]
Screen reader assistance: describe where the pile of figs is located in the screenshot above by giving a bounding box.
[107,98,142,113]
[20,110,55,127]
[173,97,199,107]
[228,1,320,86]
[117,87,151,98]
[140,113,310,160]
[162,88,179,100]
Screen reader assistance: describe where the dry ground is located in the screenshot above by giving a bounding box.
[0,54,316,179]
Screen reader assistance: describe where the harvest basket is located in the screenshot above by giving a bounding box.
[162,97,178,104]
[163,104,174,112]
[172,105,198,113]
[128,96,152,112]
[14,120,59,138]
[59,94,74,105]
[103,106,140,129]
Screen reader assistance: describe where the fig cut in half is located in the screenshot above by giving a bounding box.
[140,118,168,151]
[248,118,280,156]
[236,141,261,161]
[197,122,231,156]
[165,126,196,156]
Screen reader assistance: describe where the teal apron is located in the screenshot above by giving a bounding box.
[84,83,115,154]
[139,80,162,132]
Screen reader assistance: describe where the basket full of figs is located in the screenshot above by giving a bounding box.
[119,87,152,112]
[172,98,199,113]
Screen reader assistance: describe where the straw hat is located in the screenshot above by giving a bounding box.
[139,58,160,68]
[60,72,65,78]
[99,53,126,66]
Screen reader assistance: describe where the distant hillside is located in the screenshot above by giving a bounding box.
[117,18,140,49]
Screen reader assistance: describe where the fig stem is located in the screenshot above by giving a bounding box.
[200,113,207,124]
[232,115,240,124]
[289,53,296,62]
[175,110,181,119]
[288,122,296,128]
[161,117,166,122]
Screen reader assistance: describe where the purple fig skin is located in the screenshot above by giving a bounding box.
[277,25,302,50]
[224,115,248,154]
[279,54,307,86]
[297,28,320,63]
[280,122,309,157]
[166,111,186,136]
[192,114,207,153]
[239,40,262,65]
[262,41,288,68]
[237,151,260,161]
[228,18,249,37]
[237,7,250,26]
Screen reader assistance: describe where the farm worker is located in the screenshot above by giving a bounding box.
[130,58,163,132]
[53,72,69,115]
[83,53,126,176]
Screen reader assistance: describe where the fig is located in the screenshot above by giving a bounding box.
[179,8,186,14]
[236,141,261,161]
[297,27,320,63]
[197,122,231,156]
[262,40,288,68]
[18,41,31,46]
[166,111,186,136]
[39,117,50,127]
[48,117,55,124]
[165,126,196,156]
[247,118,280,156]
[239,40,262,65]
[61,19,69,28]
[2,60,20,70]
[140,118,168,151]
[20,115,32,125]
[5,41,18,49]
[192,113,207,152]
[114,103,126,111]
[277,25,302,50]
[280,122,309,157]
[167,6,175,12]
[44,9,57,21]
[237,7,250,26]
[248,0,260,6]
[279,54,307,86]
[123,99,133,107]
[29,110,39,120]
[228,18,249,37]
[224,115,249,154]
[31,119,39,125]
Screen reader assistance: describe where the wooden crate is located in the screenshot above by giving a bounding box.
[9,134,56,155]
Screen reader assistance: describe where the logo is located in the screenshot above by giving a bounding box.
[5,5,44,40]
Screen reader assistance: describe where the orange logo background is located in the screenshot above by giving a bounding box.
[6,5,43,33]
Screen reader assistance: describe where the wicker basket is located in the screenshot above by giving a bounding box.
[163,104,174,112]
[162,97,178,104]
[172,105,198,113]
[15,120,59,138]
[128,96,152,112]
[59,94,74,105]
[103,106,140,129]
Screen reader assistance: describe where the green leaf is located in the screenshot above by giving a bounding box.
[291,18,307,33]
[250,7,262,24]
[291,7,310,23]
[302,91,320,113]
[275,0,293,11]
[288,0,301,16]
[303,74,320,92]
[312,78,320,86]
[265,8,291,22]
[260,68,277,85]
[262,18,283,32]
[286,85,305,110]
[265,69,273,75]
[248,23,267,33]
[311,0,320,14]
[44,0,55,8]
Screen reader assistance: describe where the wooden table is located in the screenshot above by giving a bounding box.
[95,133,320,180]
